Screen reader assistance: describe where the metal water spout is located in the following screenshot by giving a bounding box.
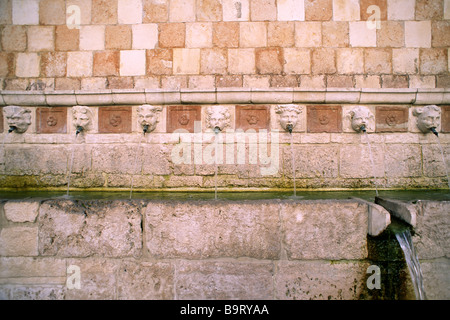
[430,127,439,137]
[8,126,17,133]
[75,125,84,136]
[142,124,149,136]
[286,123,293,134]
[360,124,367,133]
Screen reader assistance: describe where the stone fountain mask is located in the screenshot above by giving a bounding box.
[348,106,375,132]
[206,106,231,132]
[413,105,441,133]
[72,106,93,131]
[137,105,163,133]
[275,104,303,132]
[3,105,32,133]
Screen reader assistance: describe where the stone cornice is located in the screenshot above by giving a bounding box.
[0,88,449,106]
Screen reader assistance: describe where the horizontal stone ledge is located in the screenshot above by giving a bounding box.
[0,88,449,106]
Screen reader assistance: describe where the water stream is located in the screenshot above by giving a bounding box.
[434,135,450,191]
[129,133,144,199]
[364,131,379,197]
[290,132,296,198]
[66,134,78,197]
[394,228,427,300]
[214,130,219,200]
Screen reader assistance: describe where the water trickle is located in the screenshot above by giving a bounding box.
[66,134,78,197]
[214,128,220,200]
[434,134,450,191]
[394,228,427,300]
[290,132,296,198]
[363,130,379,197]
[129,133,145,199]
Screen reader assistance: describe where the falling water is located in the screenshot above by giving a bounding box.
[66,134,78,197]
[214,129,219,200]
[129,133,144,199]
[435,136,450,190]
[394,228,427,300]
[363,130,379,197]
[290,132,296,198]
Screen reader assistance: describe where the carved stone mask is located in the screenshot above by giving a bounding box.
[137,105,162,133]
[275,104,302,132]
[206,106,231,132]
[348,106,374,132]
[413,105,441,133]
[72,106,93,132]
[4,105,32,133]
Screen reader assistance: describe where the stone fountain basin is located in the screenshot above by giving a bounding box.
[0,190,448,300]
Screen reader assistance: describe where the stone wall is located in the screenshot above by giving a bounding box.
[0,0,449,90]
[0,198,448,300]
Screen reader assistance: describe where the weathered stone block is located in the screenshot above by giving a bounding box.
[120,50,146,76]
[3,200,40,223]
[222,0,249,21]
[255,48,283,74]
[295,21,322,47]
[0,227,38,256]
[0,0,11,24]
[186,23,213,48]
[143,0,168,22]
[392,48,419,74]
[281,201,368,259]
[268,22,295,47]
[36,107,67,134]
[93,51,119,77]
[304,0,332,21]
[415,0,443,20]
[250,0,276,21]
[98,107,132,133]
[105,25,131,50]
[277,0,305,21]
[432,21,450,47]
[0,257,66,279]
[212,22,239,47]
[67,0,92,25]
[67,51,93,77]
[196,0,222,21]
[422,144,450,178]
[384,144,422,177]
[333,0,360,21]
[144,201,281,259]
[284,48,310,74]
[27,26,54,52]
[38,200,142,257]
[118,0,142,24]
[228,48,255,74]
[1,26,26,51]
[322,21,349,47]
[92,0,117,24]
[376,106,409,132]
[420,49,448,75]
[283,145,339,178]
[340,144,384,178]
[405,21,431,48]
[382,75,409,88]
[173,48,200,74]
[240,22,267,47]
[176,260,274,299]
[55,26,79,51]
[12,0,39,25]
[336,48,364,74]
[275,261,370,300]
[312,48,336,74]
[80,25,105,51]
[159,23,185,48]
[118,260,174,300]
[41,52,66,77]
[147,49,173,75]
[39,0,65,25]
[200,48,227,74]
[364,49,391,74]
[387,0,415,20]
[349,21,376,47]
[132,24,158,49]
[360,0,387,21]
[169,0,196,22]
[377,21,404,48]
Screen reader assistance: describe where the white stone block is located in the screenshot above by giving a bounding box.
[240,22,267,47]
[392,48,419,74]
[405,21,431,48]
[118,0,143,24]
[27,26,54,51]
[12,0,39,25]
[223,0,249,21]
[169,0,196,22]
[387,0,415,20]
[445,0,450,19]
[80,25,105,51]
[4,200,40,222]
[120,50,146,76]
[15,53,40,77]
[278,0,305,21]
[173,48,201,74]
[132,24,158,49]
[186,23,213,48]
[284,48,310,74]
[228,48,255,74]
[333,0,360,21]
[349,21,376,47]
[67,51,93,77]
